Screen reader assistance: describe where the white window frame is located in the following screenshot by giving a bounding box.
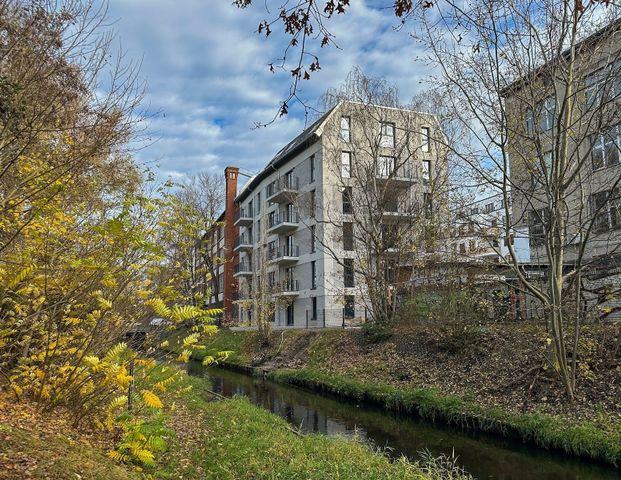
[340,116,351,142]
[341,151,352,178]
[380,122,395,148]
[421,126,430,152]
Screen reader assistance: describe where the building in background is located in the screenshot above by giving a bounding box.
[205,100,446,327]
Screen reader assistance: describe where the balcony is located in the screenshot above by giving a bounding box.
[375,165,415,187]
[232,290,251,302]
[270,244,300,265]
[267,211,299,234]
[233,262,253,277]
[234,207,253,227]
[233,234,253,252]
[382,208,415,222]
[266,176,300,204]
[273,279,300,297]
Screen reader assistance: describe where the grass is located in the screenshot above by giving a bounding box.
[270,367,621,466]
[154,373,467,480]
[0,423,139,480]
[170,328,621,466]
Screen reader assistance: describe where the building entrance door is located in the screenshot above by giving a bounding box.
[286,304,294,326]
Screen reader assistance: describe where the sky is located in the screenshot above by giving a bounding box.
[107,1,432,183]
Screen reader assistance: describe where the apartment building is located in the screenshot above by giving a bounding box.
[503,19,620,269]
[453,193,530,264]
[205,100,445,328]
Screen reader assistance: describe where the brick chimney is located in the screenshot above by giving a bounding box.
[223,166,239,324]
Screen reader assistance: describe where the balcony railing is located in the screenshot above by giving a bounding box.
[234,206,253,226]
[376,165,413,179]
[266,176,300,203]
[276,279,299,295]
[270,244,300,263]
[233,262,253,276]
[233,234,253,251]
[267,211,300,233]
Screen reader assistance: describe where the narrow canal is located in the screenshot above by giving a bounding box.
[187,362,620,480]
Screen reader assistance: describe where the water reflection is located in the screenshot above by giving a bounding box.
[188,362,621,480]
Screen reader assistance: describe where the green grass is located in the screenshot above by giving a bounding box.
[0,423,139,480]
[270,368,621,466]
[154,374,459,480]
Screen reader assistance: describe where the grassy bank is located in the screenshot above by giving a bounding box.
[0,422,139,480]
[178,327,621,466]
[156,374,465,479]
[0,367,468,479]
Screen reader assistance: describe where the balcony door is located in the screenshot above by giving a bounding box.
[286,304,295,326]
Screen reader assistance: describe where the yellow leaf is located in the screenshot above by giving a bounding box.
[141,389,163,409]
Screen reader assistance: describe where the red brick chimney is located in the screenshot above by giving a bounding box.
[223,166,239,324]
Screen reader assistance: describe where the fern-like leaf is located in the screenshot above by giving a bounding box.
[141,389,163,409]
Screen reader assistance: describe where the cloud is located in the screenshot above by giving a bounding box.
[107,0,432,182]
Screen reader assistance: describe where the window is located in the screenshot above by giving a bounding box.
[344,258,354,287]
[309,190,316,216]
[311,261,317,289]
[256,192,261,214]
[310,225,316,253]
[421,126,430,152]
[529,209,549,246]
[459,243,466,254]
[422,160,431,181]
[585,62,621,110]
[218,273,224,294]
[310,154,316,182]
[538,96,555,132]
[341,151,352,178]
[340,116,351,142]
[311,297,318,320]
[532,151,553,187]
[343,187,353,214]
[591,189,621,232]
[268,271,276,288]
[591,124,620,170]
[377,156,395,176]
[525,109,534,135]
[343,222,354,251]
[268,240,277,259]
[485,202,494,214]
[344,295,355,318]
[380,122,395,148]
[268,210,275,227]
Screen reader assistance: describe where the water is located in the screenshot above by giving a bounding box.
[187,362,621,480]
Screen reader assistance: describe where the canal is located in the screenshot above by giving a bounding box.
[187,362,621,480]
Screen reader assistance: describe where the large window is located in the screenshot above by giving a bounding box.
[585,62,621,110]
[311,261,317,289]
[344,295,355,318]
[591,124,620,170]
[341,151,352,178]
[310,154,316,182]
[380,122,395,148]
[421,126,430,152]
[310,225,316,253]
[343,187,353,214]
[532,151,553,187]
[528,209,549,246]
[377,156,395,176]
[344,258,354,287]
[340,116,351,142]
[422,160,431,181]
[343,222,354,251]
[311,297,318,320]
[591,189,621,233]
[538,96,555,132]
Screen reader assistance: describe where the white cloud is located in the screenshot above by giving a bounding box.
[108,0,434,182]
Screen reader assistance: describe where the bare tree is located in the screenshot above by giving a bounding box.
[413,1,621,400]
[303,69,449,327]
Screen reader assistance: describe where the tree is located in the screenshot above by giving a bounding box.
[411,1,620,400]
[303,68,449,327]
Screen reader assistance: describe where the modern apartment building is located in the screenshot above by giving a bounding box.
[205,100,445,327]
[503,19,621,269]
